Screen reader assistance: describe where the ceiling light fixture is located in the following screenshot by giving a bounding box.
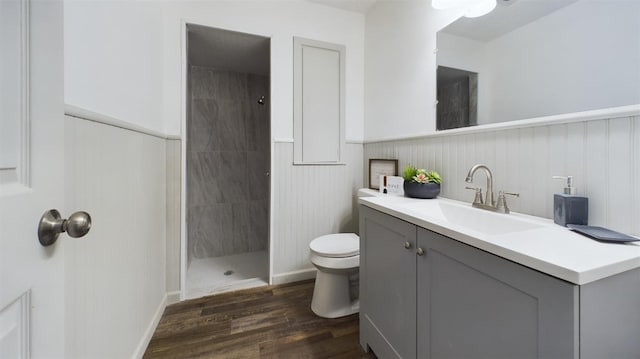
[464,0,497,17]
[431,0,497,18]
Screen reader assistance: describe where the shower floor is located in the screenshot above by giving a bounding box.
[186,250,269,300]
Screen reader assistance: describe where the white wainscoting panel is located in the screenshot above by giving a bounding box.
[63,115,167,358]
[166,139,181,298]
[272,142,363,277]
[365,115,640,236]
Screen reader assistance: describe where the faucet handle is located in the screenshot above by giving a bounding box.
[465,186,484,205]
[496,191,520,214]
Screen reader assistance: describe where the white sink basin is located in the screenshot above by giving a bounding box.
[397,200,542,236]
[438,202,543,235]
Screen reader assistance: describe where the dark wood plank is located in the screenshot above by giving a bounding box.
[144,280,374,358]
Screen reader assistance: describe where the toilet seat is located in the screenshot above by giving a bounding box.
[310,233,359,258]
[309,252,359,270]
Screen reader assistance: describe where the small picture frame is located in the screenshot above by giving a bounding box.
[369,159,398,190]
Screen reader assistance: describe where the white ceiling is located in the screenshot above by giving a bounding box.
[186,0,576,73]
[308,0,378,13]
[186,0,377,74]
[187,24,270,75]
[441,0,579,42]
[310,0,580,41]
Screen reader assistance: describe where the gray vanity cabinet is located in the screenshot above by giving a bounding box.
[417,227,578,359]
[360,205,578,359]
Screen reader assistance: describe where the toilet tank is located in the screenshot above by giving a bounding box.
[355,188,383,235]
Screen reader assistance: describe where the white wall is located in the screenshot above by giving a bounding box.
[483,0,640,124]
[364,1,460,141]
[64,4,172,357]
[64,1,165,133]
[162,0,365,140]
[64,0,365,139]
[272,142,363,281]
[64,115,167,358]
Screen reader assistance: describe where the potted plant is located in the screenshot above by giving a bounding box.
[402,165,442,199]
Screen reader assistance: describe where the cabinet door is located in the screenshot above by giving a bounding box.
[360,206,417,359]
[417,228,578,359]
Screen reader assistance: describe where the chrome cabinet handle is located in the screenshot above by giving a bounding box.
[416,247,425,256]
[38,209,92,246]
[404,241,412,249]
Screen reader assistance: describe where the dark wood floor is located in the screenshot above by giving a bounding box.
[144,280,374,358]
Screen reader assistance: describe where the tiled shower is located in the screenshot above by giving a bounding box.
[185,27,270,297]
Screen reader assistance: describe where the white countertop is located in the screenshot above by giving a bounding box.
[358,192,640,285]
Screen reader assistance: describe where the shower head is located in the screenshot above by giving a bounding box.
[258,96,265,105]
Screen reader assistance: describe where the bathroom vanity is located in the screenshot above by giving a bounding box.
[358,196,640,359]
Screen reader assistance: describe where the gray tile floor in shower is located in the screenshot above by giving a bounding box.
[185,250,268,300]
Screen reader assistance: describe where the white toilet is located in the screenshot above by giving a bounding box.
[309,233,360,318]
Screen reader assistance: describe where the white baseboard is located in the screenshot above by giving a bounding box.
[166,291,181,305]
[271,268,317,285]
[132,294,167,359]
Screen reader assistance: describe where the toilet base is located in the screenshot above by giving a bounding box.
[311,268,359,318]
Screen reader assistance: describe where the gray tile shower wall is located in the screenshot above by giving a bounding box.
[188,65,270,259]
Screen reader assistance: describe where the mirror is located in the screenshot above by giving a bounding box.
[436,0,640,130]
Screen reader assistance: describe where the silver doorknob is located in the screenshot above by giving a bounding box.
[404,241,412,249]
[38,209,92,246]
[416,247,425,256]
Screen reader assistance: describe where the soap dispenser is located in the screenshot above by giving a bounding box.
[552,176,588,226]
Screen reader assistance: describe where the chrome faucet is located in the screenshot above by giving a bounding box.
[464,164,520,214]
[465,164,495,207]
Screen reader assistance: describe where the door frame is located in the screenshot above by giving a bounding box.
[179,21,274,299]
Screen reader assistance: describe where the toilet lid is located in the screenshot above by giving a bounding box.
[309,233,359,258]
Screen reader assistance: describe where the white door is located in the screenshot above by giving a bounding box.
[0,0,66,357]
